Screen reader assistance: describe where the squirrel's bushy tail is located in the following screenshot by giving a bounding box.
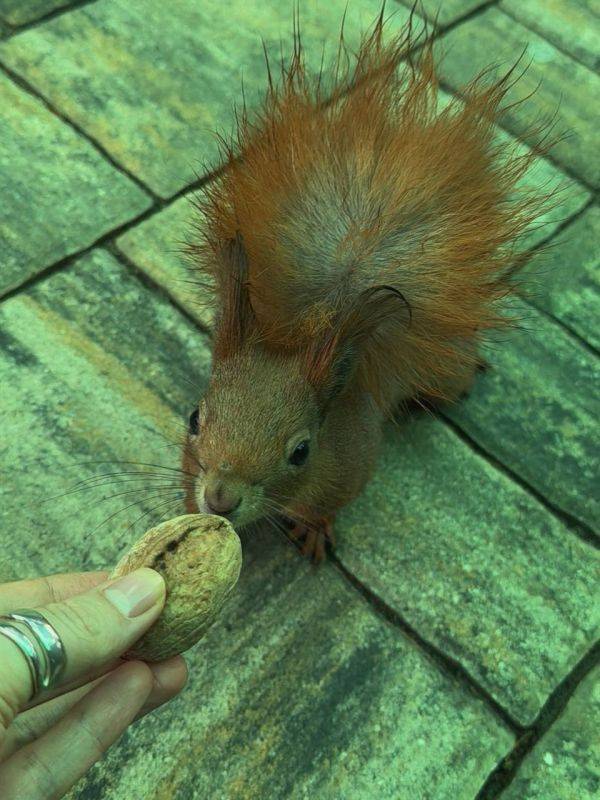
[190,6,557,410]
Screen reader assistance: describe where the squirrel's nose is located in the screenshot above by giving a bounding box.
[204,483,241,516]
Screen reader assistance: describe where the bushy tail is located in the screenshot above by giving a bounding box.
[189,5,558,409]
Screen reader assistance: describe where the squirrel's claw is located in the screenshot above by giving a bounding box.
[288,516,336,565]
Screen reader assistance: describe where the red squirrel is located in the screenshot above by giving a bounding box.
[181,11,551,562]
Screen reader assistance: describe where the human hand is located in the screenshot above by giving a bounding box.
[0,568,188,800]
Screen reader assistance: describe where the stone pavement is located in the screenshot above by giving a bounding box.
[0,1,598,798]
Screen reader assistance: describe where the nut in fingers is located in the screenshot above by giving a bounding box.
[110,514,242,662]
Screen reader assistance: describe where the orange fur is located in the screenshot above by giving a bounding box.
[189,8,554,413]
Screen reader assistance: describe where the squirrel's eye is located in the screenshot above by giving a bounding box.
[289,440,309,466]
[188,408,200,435]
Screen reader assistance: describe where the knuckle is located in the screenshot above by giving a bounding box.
[48,598,108,649]
[17,745,57,797]
[72,707,108,762]
[0,690,19,736]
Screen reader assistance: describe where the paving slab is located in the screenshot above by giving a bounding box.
[0,0,418,198]
[0,0,73,26]
[520,205,600,351]
[116,193,213,331]
[0,72,151,296]
[336,415,600,726]
[503,664,600,800]
[446,299,600,532]
[500,0,600,71]
[0,250,514,800]
[435,7,600,187]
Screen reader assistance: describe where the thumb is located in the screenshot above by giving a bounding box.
[1,568,165,720]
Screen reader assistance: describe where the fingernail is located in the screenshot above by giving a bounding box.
[103,568,165,618]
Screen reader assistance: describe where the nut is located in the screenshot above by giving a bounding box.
[110,514,242,661]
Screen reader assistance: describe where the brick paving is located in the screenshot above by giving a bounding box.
[0,2,598,798]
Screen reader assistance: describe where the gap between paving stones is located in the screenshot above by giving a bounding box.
[474,639,600,799]
[329,542,600,800]
[0,0,98,38]
[440,413,600,547]
[0,59,154,197]
[329,549,523,734]
[499,4,600,75]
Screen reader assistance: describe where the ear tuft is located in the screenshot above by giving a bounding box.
[214,231,255,358]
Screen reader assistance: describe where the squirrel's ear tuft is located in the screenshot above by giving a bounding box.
[306,285,411,410]
[213,231,255,358]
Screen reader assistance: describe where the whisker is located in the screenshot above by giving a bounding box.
[40,480,184,505]
[116,495,185,544]
[83,490,184,542]
[65,460,195,477]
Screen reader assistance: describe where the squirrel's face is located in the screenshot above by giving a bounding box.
[181,347,322,529]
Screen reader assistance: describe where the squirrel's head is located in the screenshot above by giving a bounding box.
[181,232,410,528]
[182,344,324,527]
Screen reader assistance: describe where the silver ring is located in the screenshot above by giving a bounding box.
[0,609,67,701]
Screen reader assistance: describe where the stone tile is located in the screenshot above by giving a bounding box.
[447,299,600,531]
[0,72,151,296]
[520,205,600,351]
[0,0,72,26]
[503,665,600,800]
[0,251,513,799]
[116,193,213,330]
[0,0,418,198]
[399,0,486,27]
[500,0,600,71]
[336,415,600,725]
[435,7,600,187]
[0,248,211,575]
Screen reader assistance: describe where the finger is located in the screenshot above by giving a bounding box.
[0,661,153,800]
[23,657,122,712]
[0,568,166,721]
[0,572,110,615]
[1,657,188,762]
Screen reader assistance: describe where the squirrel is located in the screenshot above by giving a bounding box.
[181,9,552,563]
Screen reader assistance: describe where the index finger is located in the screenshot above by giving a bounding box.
[0,572,109,616]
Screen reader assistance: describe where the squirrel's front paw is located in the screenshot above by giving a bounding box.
[287,515,336,565]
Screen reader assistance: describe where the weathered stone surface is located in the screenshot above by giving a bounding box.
[336,415,600,725]
[436,7,600,187]
[0,0,71,26]
[520,205,600,351]
[0,253,513,800]
[116,193,213,330]
[0,248,211,576]
[0,72,151,296]
[447,299,600,531]
[503,665,600,800]
[400,0,485,27]
[500,0,600,71]
[0,0,418,198]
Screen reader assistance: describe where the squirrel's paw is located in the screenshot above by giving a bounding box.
[288,516,336,565]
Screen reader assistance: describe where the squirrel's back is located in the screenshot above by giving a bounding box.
[192,10,553,411]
